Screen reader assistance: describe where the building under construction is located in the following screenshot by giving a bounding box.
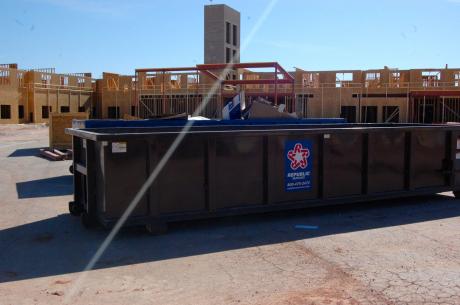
[94,72,136,119]
[0,63,93,124]
[135,63,460,124]
[1,62,460,125]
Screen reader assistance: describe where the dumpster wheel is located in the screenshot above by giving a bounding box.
[68,201,83,217]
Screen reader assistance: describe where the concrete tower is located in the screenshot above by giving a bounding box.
[204,4,240,64]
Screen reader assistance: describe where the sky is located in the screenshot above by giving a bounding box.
[1,0,459,78]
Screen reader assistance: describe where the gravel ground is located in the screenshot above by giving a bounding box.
[1,124,460,305]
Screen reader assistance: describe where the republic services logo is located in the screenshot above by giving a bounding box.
[287,143,310,170]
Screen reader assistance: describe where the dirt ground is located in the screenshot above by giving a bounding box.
[1,124,460,305]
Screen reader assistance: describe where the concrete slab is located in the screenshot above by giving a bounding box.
[1,124,460,305]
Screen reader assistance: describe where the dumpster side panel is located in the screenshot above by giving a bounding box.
[151,135,207,214]
[323,132,362,198]
[102,140,149,218]
[411,131,446,189]
[211,135,264,209]
[267,134,319,204]
[368,131,405,193]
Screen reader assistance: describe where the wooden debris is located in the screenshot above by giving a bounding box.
[40,148,72,161]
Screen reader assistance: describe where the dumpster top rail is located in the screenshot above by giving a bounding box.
[73,118,346,129]
[66,121,460,141]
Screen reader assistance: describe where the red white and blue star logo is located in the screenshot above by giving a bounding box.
[287,143,310,170]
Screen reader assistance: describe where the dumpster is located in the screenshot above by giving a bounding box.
[66,120,460,232]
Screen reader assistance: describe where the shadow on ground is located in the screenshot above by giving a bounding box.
[0,194,459,283]
[8,148,45,158]
[16,175,73,199]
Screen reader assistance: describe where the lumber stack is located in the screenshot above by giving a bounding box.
[40,148,73,161]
